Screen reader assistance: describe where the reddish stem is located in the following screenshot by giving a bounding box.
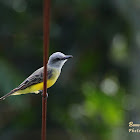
[41,0,50,139]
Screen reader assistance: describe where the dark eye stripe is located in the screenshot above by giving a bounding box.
[56,58,61,61]
[52,58,61,63]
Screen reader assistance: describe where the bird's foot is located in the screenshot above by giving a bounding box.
[41,92,48,99]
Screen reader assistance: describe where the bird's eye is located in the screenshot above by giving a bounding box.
[56,58,61,61]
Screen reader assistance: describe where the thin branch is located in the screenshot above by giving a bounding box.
[41,0,50,139]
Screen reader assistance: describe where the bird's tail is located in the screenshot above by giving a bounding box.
[0,88,19,101]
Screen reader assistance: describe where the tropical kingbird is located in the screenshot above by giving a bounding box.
[0,52,73,100]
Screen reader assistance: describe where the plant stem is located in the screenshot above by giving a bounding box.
[41,0,50,139]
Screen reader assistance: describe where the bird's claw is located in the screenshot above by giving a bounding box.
[41,92,48,99]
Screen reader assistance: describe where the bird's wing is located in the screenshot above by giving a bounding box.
[17,66,52,90]
[0,66,52,100]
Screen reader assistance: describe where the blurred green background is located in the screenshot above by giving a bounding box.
[0,0,140,140]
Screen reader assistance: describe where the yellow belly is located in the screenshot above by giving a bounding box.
[12,70,60,95]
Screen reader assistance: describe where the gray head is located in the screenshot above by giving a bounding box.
[48,52,73,69]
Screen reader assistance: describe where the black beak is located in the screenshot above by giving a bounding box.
[63,55,73,60]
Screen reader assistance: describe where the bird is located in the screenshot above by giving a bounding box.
[0,52,73,100]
